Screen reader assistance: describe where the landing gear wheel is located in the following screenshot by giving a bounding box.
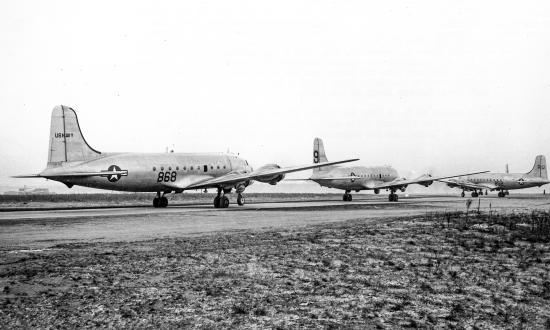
[461,191,465,198]
[343,194,352,202]
[214,196,221,208]
[389,193,398,202]
[160,196,168,207]
[153,197,160,208]
[237,194,245,206]
[222,196,230,208]
[471,192,478,198]
[498,191,505,198]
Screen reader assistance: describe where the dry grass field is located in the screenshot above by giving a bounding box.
[1,209,550,328]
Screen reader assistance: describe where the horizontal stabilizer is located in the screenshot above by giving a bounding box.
[11,174,42,178]
[13,170,128,179]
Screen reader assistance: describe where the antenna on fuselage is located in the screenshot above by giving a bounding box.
[505,164,509,173]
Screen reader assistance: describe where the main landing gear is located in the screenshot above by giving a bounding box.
[388,190,398,202]
[343,191,352,201]
[213,188,247,208]
[471,190,482,198]
[461,191,465,198]
[214,188,230,208]
[497,190,509,198]
[153,192,168,208]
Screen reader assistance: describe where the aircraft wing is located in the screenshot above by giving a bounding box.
[13,170,128,178]
[168,159,359,190]
[286,176,360,181]
[366,171,489,190]
[438,178,497,190]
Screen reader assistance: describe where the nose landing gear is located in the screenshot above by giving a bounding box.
[237,193,245,206]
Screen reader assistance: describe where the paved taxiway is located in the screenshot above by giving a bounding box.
[1,195,549,249]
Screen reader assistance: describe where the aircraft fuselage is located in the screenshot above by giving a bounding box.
[41,152,253,192]
[454,173,549,191]
[313,166,399,191]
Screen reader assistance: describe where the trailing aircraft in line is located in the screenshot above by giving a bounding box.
[14,106,358,208]
[438,156,549,197]
[291,138,487,202]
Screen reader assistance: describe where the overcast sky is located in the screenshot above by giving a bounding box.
[1,1,549,190]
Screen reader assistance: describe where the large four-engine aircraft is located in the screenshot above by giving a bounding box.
[14,106,358,208]
[293,138,488,202]
[438,155,549,197]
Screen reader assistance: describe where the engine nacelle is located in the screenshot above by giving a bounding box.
[419,180,433,187]
[254,164,286,185]
[416,174,434,187]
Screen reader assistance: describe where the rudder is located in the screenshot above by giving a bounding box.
[48,105,101,165]
[526,155,547,179]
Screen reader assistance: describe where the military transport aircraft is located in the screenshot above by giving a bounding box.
[292,138,488,202]
[438,155,549,197]
[14,106,358,208]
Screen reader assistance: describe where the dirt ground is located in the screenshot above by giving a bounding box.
[1,211,549,329]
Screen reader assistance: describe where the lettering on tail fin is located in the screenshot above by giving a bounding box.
[526,155,548,179]
[48,105,101,165]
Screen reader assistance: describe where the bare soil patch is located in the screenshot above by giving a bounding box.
[1,211,549,328]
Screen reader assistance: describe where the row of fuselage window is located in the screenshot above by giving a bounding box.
[470,178,501,182]
[152,165,227,172]
[354,173,391,178]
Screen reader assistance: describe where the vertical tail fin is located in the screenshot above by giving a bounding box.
[526,155,547,179]
[47,105,101,166]
[313,137,333,173]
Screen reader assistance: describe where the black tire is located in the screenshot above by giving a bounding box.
[348,194,352,202]
[153,197,160,208]
[394,195,398,202]
[214,196,221,208]
[160,197,168,207]
[388,194,393,202]
[343,195,347,201]
[222,196,230,208]
[237,194,245,206]
[461,192,465,198]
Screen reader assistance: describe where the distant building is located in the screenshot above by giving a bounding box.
[3,186,53,195]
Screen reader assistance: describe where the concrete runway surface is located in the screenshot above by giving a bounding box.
[1,195,549,249]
